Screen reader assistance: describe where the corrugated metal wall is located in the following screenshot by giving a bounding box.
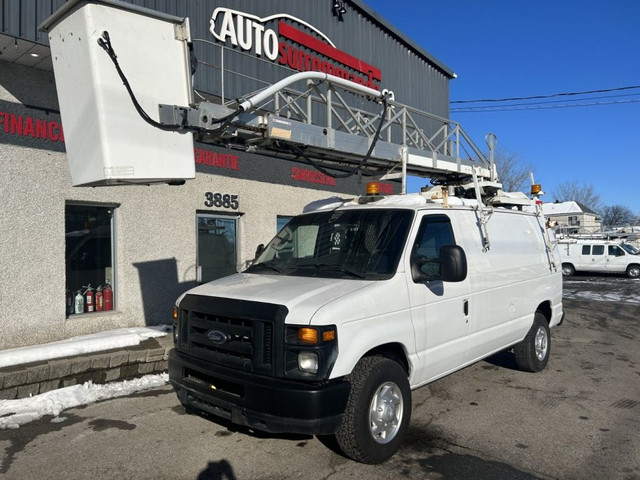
[1,0,451,120]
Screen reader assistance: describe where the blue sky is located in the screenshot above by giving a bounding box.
[363,0,640,213]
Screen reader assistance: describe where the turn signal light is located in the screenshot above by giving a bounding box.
[298,328,319,344]
[322,330,336,342]
[173,306,179,320]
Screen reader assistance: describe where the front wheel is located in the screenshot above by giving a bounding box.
[627,265,640,278]
[335,356,411,464]
[561,263,575,277]
[514,313,550,373]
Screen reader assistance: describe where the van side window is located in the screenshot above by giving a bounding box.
[608,245,623,256]
[413,215,455,280]
[592,245,605,255]
[582,245,591,255]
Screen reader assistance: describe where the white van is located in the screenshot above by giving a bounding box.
[169,189,563,463]
[557,239,640,278]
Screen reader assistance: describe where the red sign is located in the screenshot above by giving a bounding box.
[0,112,65,143]
[291,166,336,186]
[209,8,382,90]
[194,147,239,170]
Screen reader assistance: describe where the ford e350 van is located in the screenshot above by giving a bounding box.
[558,239,640,278]
[169,189,563,463]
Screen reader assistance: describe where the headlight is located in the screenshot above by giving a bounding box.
[298,352,319,374]
[285,325,338,380]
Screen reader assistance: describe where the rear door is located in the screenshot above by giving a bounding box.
[582,244,607,272]
[405,213,471,385]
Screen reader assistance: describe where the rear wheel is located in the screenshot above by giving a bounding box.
[561,263,575,277]
[335,356,411,464]
[627,265,640,278]
[514,313,550,373]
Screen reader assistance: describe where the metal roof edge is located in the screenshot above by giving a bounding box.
[349,0,456,79]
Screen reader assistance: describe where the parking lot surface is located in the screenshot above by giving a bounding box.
[1,275,639,479]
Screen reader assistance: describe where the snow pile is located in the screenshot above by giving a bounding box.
[0,326,170,368]
[0,373,169,429]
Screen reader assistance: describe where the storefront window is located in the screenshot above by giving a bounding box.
[197,214,238,283]
[65,204,115,315]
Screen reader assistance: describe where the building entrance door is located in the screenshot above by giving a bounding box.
[196,214,238,283]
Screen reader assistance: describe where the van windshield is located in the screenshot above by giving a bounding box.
[620,243,640,255]
[245,209,414,280]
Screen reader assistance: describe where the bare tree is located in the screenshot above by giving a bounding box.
[600,205,635,228]
[552,181,602,212]
[492,148,534,193]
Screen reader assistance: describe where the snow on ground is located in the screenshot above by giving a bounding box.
[0,326,171,369]
[0,373,169,429]
[563,289,640,304]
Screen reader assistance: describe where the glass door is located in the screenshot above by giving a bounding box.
[197,214,238,283]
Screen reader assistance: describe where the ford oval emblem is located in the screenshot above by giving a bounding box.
[207,330,229,345]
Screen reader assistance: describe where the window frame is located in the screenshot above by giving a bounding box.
[65,201,118,315]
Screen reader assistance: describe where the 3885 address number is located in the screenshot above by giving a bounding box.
[204,192,239,210]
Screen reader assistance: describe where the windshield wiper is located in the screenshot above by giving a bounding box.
[246,261,285,273]
[306,263,366,279]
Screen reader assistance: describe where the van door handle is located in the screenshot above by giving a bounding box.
[463,299,469,316]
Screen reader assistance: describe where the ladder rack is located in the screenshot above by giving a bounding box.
[160,72,498,191]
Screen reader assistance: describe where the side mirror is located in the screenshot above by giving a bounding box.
[254,243,265,259]
[410,245,467,283]
[439,245,467,282]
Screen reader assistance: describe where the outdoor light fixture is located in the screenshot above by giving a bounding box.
[332,1,347,18]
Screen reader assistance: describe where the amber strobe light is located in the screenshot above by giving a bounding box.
[530,184,542,195]
[366,181,380,195]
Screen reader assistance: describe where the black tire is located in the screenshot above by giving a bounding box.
[561,263,575,277]
[335,356,411,464]
[627,265,640,278]
[514,313,550,373]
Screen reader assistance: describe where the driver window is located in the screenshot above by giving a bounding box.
[608,245,623,257]
[413,215,455,279]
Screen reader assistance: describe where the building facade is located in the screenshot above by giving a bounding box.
[543,201,601,236]
[0,0,454,349]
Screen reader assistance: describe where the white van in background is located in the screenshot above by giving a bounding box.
[558,239,640,278]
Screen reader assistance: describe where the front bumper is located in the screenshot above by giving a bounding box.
[168,348,350,435]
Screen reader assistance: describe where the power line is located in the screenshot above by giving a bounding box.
[453,92,640,110]
[451,98,640,113]
[450,85,640,104]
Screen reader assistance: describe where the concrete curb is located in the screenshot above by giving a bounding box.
[0,335,173,400]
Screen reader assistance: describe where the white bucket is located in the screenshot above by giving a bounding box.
[41,0,195,186]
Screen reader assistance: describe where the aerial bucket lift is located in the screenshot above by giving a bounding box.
[41,0,518,208]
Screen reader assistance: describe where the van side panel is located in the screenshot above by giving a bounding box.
[455,210,561,362]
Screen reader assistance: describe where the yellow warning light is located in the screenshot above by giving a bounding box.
[366,182,381,195]
[531,184,542,195]
[322,329,336,342]
[173,306,179,320]
[298,328,319,344]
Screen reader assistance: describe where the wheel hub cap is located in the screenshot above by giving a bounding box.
[535,327,548,361]
[369,382,403,444]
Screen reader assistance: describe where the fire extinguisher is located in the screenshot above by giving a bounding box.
[66,290,73,315]
[95,286,104,311]
[103,280,113,311]
[84,285,94,313]
[74,290,84,314]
